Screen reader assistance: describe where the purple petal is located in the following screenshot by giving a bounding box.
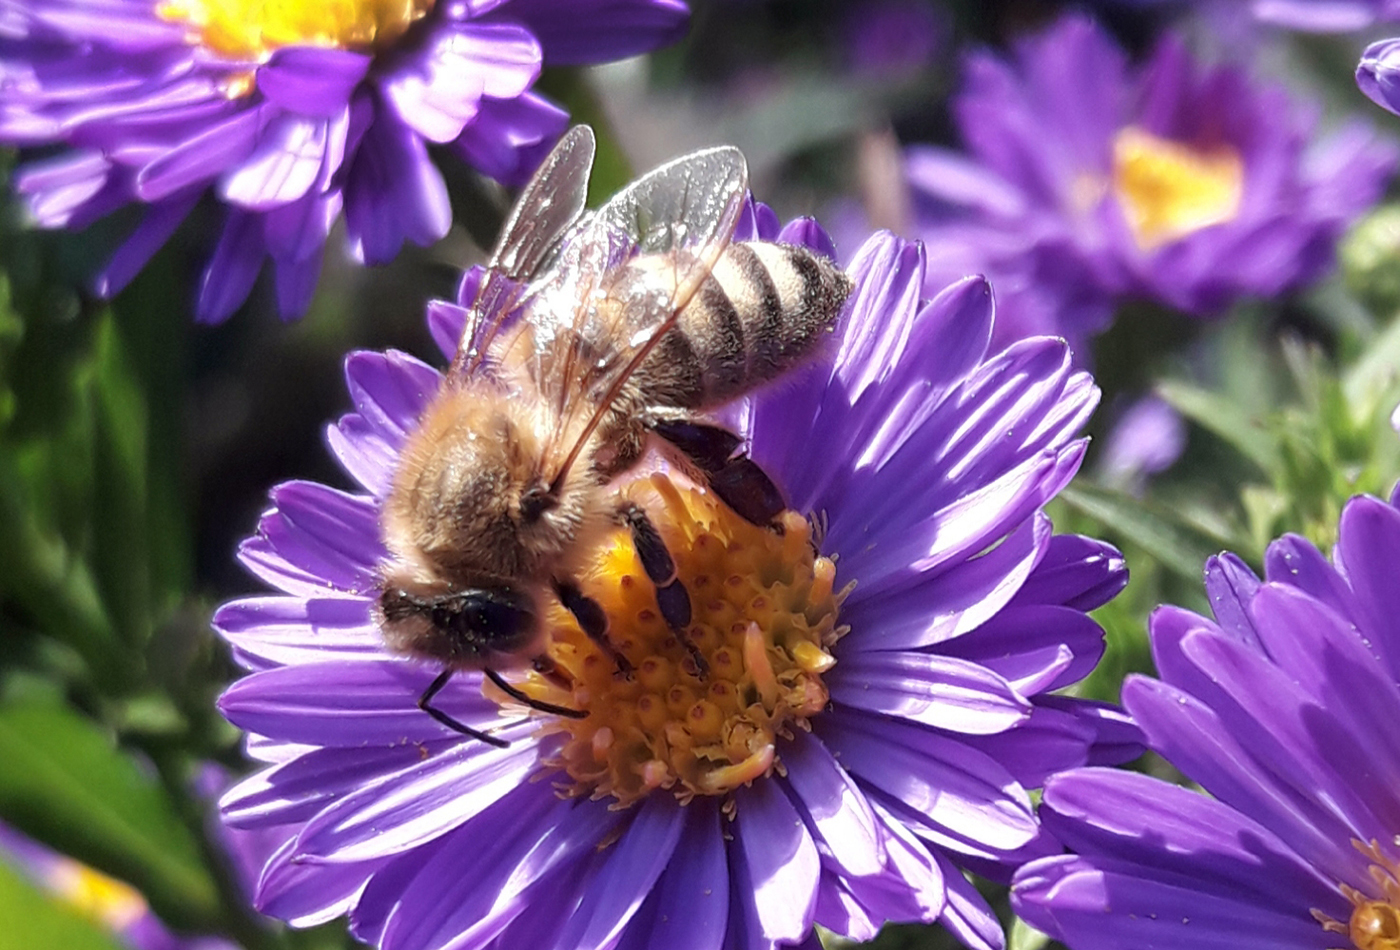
[615,804,729,950]
[428,298,471,360]
[1012,853,1337,950]
[959,702,1094,787]
[365,790,621,950]
[1010,533,1126,612]
[255,837,381,928]
[826,651,1031,735]
[220,112,331,209]
[1036,768,1338,911]
[1262,534,1354,624]
[496,0,690,65]
[235,481,383,597]
[932,847,1004,950]
[731,778,820,943]
[288,722,543,864]
[273,249,324,320]
[325,350,440,495]
[941,603,1105,695]
[134,106,262,201]
[257,46,369,117]
[212,595,383,669]
[1202,552,1263,648]
[384,21,540,144]
[1122,673,1367,888]
[1333,494,1400,681]
[195,208,265,325]
[781,729,885,878]
[221,743,445,830]
[344,117,451,264]
[94,189,200,297]
[1360,38,1400,117]
[777,217,839,261]
[449,91,567,186]
[216,659,504,747]
[549,794,684,950]
[818,709,1038,857]
[839,513,1051,653]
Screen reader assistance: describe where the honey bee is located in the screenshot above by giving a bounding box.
[376,126,853,745]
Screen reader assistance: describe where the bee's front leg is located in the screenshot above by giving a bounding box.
[553,579,635,676]
[616,501,708,677]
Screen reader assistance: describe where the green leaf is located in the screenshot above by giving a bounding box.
[0,454,132,687]
[1007,917,1051,950]
[0,859,130,950]
[1342,302,1400,411]
[1059,483,1235,582]
[85,311,154,648]
[0,700,220,932]
[1155,379,1279,475]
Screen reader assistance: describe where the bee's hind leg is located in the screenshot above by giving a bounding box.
[648,418,785,526]
[617,501,709,677]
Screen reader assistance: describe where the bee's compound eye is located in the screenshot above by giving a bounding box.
[442,588,537,649]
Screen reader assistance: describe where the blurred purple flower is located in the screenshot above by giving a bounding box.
[1097,395,1186,493]
[1087,0,1400,30]
[0,822,234,950]
[1257,0,1400,30]
[842,1,946,79]
[0,0,688,323]
[883,15,1396,359]
[1013,490,1400,950]
[213,208,1135,950]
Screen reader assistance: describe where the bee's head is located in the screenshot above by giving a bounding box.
[377,583,542,668]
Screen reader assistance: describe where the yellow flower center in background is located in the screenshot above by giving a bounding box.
[157,0,434,62]
[1314,839,1400,950]
[1111,126,1244,251]
[501,473,847,808]
[48,860,147,932]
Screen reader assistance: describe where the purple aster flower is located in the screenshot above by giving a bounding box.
[0,0,688,323]
[879,15,1396,358]
[0,822,235,950]
[1013,489,1400,950]
[213,201,1135,950]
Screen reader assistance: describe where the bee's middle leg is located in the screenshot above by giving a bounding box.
[648,418,785,526]
[616,501,708,677]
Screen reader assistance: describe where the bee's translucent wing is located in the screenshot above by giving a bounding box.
[512,145,749,485]
[448,125,597,381]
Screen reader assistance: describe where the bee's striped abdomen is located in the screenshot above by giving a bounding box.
[639,241,851,410]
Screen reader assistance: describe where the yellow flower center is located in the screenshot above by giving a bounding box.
[1314,839,1400,950]
[496,473,847,808]
[48,861,147,932]
[1111,126,1244,252]
[156,0,434,63]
